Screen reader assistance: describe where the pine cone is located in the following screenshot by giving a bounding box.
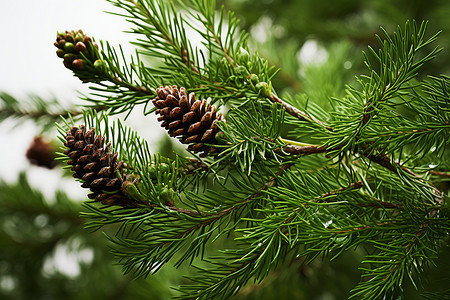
[153,86,224,157]
[63,125,137,206]
[26,136,57,169]
[54,29,100,71]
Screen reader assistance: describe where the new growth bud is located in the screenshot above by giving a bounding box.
[63,53,77,64]
[160,186,175,206]
[237,47,250,65]
[247,74,259,85]
[72,59,85,70]
[256,82,272,97]
[75,42,87,53]
[93,59,106,71]
[56,49,65,58]
[121,180,146,203]
[64,42,75,53]
[54,29,102,76]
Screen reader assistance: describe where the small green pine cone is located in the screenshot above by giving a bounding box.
[152,86,225,157]
[54,30,101,72]
[63,125,139,206]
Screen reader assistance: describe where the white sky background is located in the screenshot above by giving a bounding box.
[0,0,164,200]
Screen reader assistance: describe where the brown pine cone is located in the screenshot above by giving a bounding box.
[63,125,138,206]
[26,136,57,169]
[153,86,224,157]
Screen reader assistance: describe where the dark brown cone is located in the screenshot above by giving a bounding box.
[26,136,57,169]
[63,125,138,206]
[152,86,224,157]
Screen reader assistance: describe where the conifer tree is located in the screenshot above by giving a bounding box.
[1,0,449,299]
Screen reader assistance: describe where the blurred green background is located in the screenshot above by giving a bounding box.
[1,0,449,299]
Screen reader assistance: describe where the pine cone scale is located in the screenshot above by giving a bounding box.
[78,155,90,163]
[155,100,166,109]
[179,96,190,111]
[67,151,81,159]
[74,141,86,149]
[106,179,121,187]
[201,129,214,142]
[170,107,183,118]
[98,166,112,176]
[83,162,98,171]
[165,95,178,107]
[182,112,196,124]
[160,107,171,116]
[201,111,212,124]
[187,122,201,133]
[83,144,94,153]
[182,135,201,144]
[172,128,185,136]
[82,172,96,182]
[169,120,182,130]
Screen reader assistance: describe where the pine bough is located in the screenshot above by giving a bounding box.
[54,1,449,299]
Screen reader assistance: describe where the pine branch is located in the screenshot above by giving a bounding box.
[54,30,155,115]
[268,93,333,130]
[123,0,199,73]
[429,170,450,177]
[357,22,441,129]
[179,179,400,299]
[183,0,238,68]
[331,21,442,151]
[51,3,449,298]
[0,92,86,128]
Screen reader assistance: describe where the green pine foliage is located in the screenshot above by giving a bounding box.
[0,92,77,131]
[6,0,445,299]
[0,173,192,299]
